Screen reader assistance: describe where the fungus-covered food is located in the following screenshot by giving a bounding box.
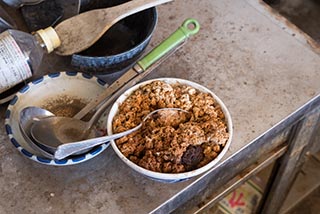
[112,80,229,173]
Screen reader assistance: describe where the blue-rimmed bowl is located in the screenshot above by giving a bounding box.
[4,71,110,166]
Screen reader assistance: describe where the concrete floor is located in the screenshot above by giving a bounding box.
[288,187,320,214]
[281,153,320,213]
[285,151,320,214]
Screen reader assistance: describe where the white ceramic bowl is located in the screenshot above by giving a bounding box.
[5,72,110,166]
[107,78,233,183]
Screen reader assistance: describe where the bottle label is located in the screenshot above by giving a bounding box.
[0,31,32,93]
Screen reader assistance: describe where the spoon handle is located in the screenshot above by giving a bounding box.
[54,124,142,160]
[83,18,200,129]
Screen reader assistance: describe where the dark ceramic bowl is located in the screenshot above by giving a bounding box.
[71,1,158,74]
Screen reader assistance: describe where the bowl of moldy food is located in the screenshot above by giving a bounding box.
[107,78,233,183]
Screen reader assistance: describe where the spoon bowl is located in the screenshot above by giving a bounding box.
[19,106,54,158]
[31,113,97,153]
[30,85,112,150]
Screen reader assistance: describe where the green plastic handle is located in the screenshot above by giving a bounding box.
[137,18,200,70]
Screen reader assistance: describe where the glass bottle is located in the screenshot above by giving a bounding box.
[0,26,60,94]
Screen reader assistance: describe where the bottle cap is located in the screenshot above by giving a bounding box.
[36,27,61,53]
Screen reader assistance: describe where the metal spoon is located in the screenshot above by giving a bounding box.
[19,106,54,158]
[29,18,200,153]
[54,108,189,160]
[30,87,120,151]
[21,18,199,158]
[20,106,93,155]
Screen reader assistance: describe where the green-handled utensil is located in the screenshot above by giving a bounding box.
[138,18,200,70]
[28,19,200,152]
[73,18,200,120]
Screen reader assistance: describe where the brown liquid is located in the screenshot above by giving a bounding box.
[41,95,93,121]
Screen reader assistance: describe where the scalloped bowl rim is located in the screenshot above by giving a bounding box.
[4,72,110,166]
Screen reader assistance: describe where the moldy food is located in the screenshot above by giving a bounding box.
[112,80,229,173]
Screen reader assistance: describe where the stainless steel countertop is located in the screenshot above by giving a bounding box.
[0,0,319,213]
